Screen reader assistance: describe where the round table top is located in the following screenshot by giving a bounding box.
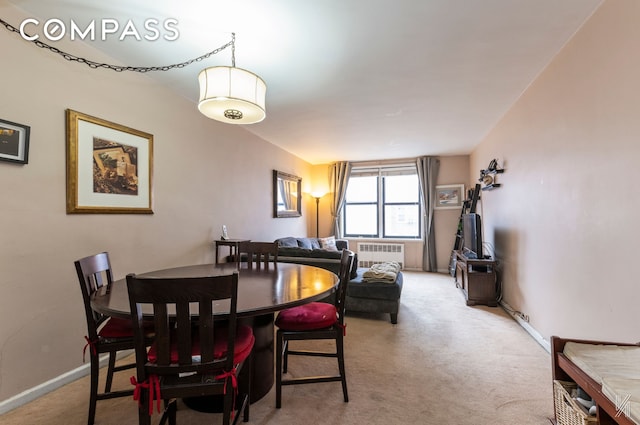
[91,262,338,319]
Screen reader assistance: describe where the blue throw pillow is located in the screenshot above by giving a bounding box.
[297,238,314,249]
[277,237,299,247]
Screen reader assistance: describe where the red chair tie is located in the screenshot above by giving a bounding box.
[215,368,238,419]
[130,375,162,416]
[337,323,347,336]
[82,336,98,362]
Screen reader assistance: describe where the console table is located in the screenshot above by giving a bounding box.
[453,250,498,306]
[214,239,249,264]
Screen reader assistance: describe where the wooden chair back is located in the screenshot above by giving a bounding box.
[126,271,251,424]
[238,241,278,270]
[334,250,355,326]
[74,252,114,340]
[126,272,239,379]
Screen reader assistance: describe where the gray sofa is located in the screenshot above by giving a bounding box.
[275,237,358,278]
[275,237,402,324]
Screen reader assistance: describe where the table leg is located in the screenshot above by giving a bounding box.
[243,313,275,402]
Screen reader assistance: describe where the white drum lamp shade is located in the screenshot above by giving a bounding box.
[198,66,266,124]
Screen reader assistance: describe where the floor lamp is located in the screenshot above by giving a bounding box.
[311,192,326,238]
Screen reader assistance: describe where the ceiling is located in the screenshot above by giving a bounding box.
[7,0,602,165]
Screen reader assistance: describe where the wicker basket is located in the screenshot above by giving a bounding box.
[553,380,599,425]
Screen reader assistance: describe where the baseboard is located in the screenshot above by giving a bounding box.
[499,300,550,353]
[0,350,132,415]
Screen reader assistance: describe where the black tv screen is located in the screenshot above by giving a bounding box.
[462,213,483,259]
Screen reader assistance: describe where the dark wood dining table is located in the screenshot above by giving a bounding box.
[90,262,339,404]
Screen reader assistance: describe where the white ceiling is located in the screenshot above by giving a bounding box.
[7,0,602,164]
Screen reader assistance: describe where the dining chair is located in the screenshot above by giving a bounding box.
[74,252,154,425]
[237,241,278,270]
[126,271,254,425]
[274,249,355,408]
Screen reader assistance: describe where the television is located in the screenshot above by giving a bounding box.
[462,213,483,259]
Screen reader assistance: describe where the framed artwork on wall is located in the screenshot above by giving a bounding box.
[0,118,30,164]
[66,109,154,214]
[435,184,464,210]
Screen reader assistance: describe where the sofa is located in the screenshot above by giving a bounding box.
[275,236,403,324]
[275,236,358,278]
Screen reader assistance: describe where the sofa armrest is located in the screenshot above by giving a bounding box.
[336,239,349,250]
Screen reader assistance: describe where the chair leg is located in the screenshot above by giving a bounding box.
[159,399,176,425]
[282,339,289,373]
[222,378,234,425]
[104,351,117,393]
[336,334,349,402]
[87,353,99,425]
[137,392,151,425]
[241,355,252,422]
[275,330,283,408]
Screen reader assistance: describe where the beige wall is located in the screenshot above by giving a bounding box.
[0,5,311,402]
[471,0,640,344]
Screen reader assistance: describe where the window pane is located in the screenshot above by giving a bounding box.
[384,174,418,203]
[346,175,377,202]
[384,204,419,237]
[344,204,377,236]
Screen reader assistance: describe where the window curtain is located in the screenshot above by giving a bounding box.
[416,156,440,271]
[279,179,293,210]
[329,161,352,237]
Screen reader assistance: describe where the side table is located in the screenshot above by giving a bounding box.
[214,239,250,264]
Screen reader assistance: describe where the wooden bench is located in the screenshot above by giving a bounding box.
[551,336,640,425]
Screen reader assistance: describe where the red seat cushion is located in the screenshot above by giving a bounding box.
[98,317,136,338]
[98,317,154,338]
[148,325,254,365]
[275,302,337,331]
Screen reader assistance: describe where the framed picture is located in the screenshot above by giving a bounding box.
[435,184,464,209]
[0,118,30,164]
[66,109,154,214]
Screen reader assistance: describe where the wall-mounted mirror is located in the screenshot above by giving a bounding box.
[273,170,302,218]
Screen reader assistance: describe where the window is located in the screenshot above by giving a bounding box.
[343,166,421,239]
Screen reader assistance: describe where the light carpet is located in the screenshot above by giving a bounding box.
[0,271,554,424]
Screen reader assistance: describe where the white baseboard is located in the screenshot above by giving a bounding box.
[0,351,132,415]
[500,300,550,353]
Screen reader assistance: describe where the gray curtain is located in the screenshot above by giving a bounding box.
[329,161,352,237]
[416,156,440,271]
[279,180,293,210]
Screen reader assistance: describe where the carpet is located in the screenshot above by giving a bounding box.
[0,271,553,424]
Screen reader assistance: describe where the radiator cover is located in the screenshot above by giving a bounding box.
[356,243,404,269]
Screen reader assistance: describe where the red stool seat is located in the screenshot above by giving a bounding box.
[275,302,337,331]
[148,324,255,364]
[98,317,154,339]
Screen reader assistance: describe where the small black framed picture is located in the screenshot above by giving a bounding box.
[0,118,30,164]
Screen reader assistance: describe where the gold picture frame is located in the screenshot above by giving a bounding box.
[66,109,154,214]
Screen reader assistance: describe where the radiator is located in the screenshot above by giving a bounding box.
[356,243,404,269]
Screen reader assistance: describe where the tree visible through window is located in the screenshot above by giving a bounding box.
[343,167,421,239]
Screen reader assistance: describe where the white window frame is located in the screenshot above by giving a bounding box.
[343,164,421,239]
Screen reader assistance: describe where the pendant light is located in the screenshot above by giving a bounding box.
[198,33,266,124]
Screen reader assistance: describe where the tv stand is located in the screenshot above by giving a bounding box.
[453,250,498,306]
